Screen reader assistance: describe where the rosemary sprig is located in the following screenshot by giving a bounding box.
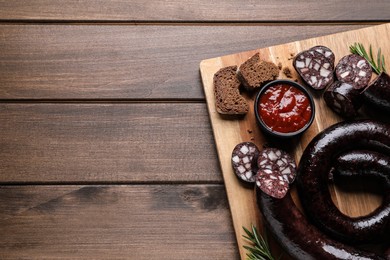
[242,225,276,260]
[349,42,386,74]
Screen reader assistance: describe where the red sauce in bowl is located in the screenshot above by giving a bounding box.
[258,84,312,133]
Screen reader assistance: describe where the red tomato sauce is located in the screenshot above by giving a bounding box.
[258,84,312,133]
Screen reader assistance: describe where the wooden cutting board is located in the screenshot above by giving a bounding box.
[200,23,389,259]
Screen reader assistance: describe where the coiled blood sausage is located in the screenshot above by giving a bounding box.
[296,120,390,244]
[257,190,386,260]
[334,150,390,182]
[257,120,390,259]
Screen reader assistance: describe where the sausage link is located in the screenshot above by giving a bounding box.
[257,188,386,260]
[334,150,390,184]
[323,81,363,118]
[297,120,390,244]
[363,72,390,112]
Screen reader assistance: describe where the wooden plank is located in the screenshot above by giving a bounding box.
[200,23,389,259]
[0,24,368,100]
[0,103,221,183]
[0,0,388,21]
[0,184,238,259]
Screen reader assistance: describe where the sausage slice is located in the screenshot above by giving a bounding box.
[293,50,334,90]
[231,142,260,183]
[309,45,335,65]
[335,54,372,89]
[257,148,297,184]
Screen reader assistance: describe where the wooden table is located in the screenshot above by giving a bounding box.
[0,2,389,259]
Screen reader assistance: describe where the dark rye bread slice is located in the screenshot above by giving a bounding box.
[214,66,249,115]
[237,53,280,90]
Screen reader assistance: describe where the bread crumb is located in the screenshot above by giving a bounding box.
[282,67,293,78]
[247,129,253,134]
[277,62,282,70]
[288,53,295,61]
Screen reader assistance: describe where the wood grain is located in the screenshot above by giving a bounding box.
[0,103,221,183]
[0,1,387,260]
[0,0,388,21]
[200,23,389,259]
[0,24,368,100]
[0,184,238,259]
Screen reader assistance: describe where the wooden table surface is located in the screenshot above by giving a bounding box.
[0,1,389,259]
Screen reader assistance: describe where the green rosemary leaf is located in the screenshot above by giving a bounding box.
[242,225,275,260]
[377,48,382,71]
[251,225,262,247]
[243,226,255,239]
[369,45,375,64]
[349,42,386,74]
[360,43,369,58]
[382,55,387,72]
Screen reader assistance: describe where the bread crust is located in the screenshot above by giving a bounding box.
[213,66,249,115]
[237,53,279,90]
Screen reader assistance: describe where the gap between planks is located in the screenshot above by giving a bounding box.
[0,181,224,186]
[0,99,206,104]
[0,21,385,26]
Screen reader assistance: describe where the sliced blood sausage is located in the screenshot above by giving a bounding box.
[257,148,297,184]
[293,50,334,90]
[231,142,260,183]
[297,120,390,244]
[335,54,372,89]
[309,45,335,65]
[255,170,289,199]
[323,81,363,118]
[363,71,390,112]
